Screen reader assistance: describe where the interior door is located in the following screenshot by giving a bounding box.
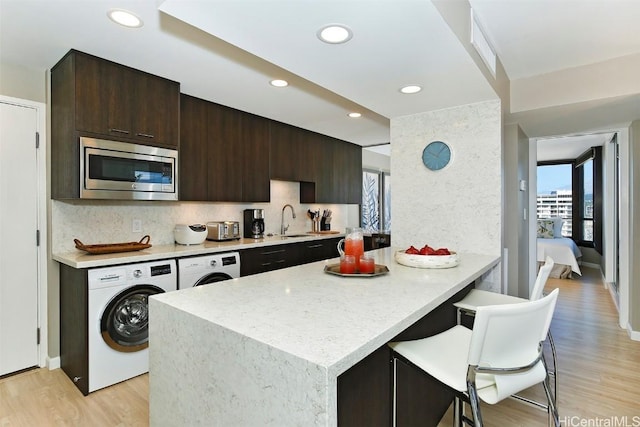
[0,101,39,376]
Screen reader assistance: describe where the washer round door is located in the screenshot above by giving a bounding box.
[100,284,164,352]
[193,272,233,287]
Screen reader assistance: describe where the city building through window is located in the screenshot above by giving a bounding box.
[537,146,602,251]
[537,163,573,237]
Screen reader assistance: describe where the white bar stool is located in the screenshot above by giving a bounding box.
[389,289,560,427]
[453,256,558,413]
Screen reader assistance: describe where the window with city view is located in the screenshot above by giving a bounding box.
[537,163,573,237]
[537,147,599,248]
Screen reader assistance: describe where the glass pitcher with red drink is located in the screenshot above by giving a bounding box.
[337,227,365,271]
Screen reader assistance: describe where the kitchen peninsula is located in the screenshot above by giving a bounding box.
[148,247,499,426]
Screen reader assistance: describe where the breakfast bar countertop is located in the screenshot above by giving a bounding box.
[148,247,500,426]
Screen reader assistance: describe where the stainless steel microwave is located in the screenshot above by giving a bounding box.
[80,137,178,201]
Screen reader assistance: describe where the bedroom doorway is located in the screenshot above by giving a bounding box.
[534,131,620,285]
[535,132,617,277]
[531,129,629,330]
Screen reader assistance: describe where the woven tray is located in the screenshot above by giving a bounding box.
[74,235,152,255]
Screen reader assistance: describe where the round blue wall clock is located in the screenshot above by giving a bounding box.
[422,141,451,171]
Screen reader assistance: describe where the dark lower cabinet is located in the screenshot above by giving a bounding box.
[365,233,391,251]
[59,264,90,395]
[338,345,392,427]
[239,244,298,276]
[292,237,341,264]
[393,356,455,427]
[337,284,474,427]
[239,237,341,276]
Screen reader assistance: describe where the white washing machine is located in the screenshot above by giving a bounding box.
[178,252,240,289]
[88,259,177,393]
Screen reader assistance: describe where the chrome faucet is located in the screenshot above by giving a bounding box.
[281,204,296,235]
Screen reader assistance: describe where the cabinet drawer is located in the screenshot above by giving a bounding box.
[294,237,341,265]
[239,245,297,276]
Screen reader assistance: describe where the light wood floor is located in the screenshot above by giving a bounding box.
[1,267,639,426]
[0,368,148,426]
[440,266,640,426]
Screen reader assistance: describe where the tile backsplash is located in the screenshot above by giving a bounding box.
[51,180,358,253]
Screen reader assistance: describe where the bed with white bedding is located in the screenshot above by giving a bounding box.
[537,237,582,278]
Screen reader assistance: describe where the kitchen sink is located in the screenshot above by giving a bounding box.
[281,234,309,238]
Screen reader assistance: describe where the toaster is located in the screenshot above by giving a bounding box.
[206,221,241,241]
[174,224,207,245]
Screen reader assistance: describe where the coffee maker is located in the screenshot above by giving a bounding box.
[243,209,265,239]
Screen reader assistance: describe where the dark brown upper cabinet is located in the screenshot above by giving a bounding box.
[270,121,318,183]
[55,50,179,148]
[241,113,271,202]
[179,94,270,202]
[179,93,209,201]
[270,121,362,204]
[305,135,362,204]
[50,50,180,199]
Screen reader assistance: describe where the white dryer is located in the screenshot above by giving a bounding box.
[88,259,176,393]
[178,252,240,289]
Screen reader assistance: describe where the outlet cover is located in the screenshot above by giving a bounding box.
[132,219,142,233]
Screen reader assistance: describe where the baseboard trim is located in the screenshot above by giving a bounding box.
[626,324,640,341]
[47,356,61,370]
[605,282,620,310]
[580,261,601,269]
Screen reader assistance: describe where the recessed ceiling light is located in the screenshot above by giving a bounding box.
[107,9,143,28]
[317,24,353,44]
[348,112,362,118]
[270,79,289,87]
[400,85,422,94]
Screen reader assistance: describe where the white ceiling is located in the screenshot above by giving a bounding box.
[536,133,614,162]
[468,0,640,80]
[1,0,640,160]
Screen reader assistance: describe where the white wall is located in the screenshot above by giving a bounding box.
[362,148,390,172]
[511,53,640,113]
[0,63,46,103]
[503,123,530,297]
[390,99,502,290]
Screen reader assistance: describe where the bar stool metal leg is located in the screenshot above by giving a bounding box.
[547,331,558,402]
[456,306,559,423]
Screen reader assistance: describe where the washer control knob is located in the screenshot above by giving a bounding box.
[133,269,142,278]
[210,260,217,267]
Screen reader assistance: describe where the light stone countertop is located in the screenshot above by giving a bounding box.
[148,247,500,426]
[52,232,344,269]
